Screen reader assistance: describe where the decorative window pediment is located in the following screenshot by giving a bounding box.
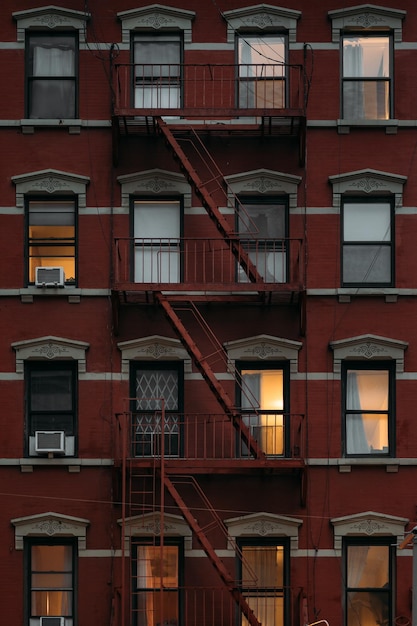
[329,169,406,210]
[12,169,90,208]
[117,4,195,44]
[118,169,192,210]
[328,4,406,43]
[224,334,302,373]
[13,5,90,43]
[12,336,89,374]
[118,512,192,554]
[223,4,301,43]
[11,512,90,550]
[118,335,191,374]
[225,512,302,550]
[225,169,301,209]
[330,334,408,374]
[331,511,408,551]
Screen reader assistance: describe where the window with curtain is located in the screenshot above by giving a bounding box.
[238,364,287,456]
[343,364,393,456]
[342,34,391,119]
[131,362,183,457]
[27,33,77,119]
[345,541,392,626]
[27,199,77,285]
[237,34,286,109]
[237,198,288,283]
[29,541,75,619]
[133,200,182,284]
[239,542,287,626]
[133,540,181,626]
[133,33,182,110]
[342,198,393,286]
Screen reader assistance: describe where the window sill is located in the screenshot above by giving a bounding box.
[0,458,114,471]
[337,288,398,303]
[0,287,110,301]
[20,118,82,134]
[337,119,399,134]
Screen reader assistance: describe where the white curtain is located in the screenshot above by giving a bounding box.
[346,372,370,454]
[33,44,75,77]
[344,42,364,118]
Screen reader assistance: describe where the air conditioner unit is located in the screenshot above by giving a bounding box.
[35,431,65,455]
[40,617,65,626]
[35,266,65,287]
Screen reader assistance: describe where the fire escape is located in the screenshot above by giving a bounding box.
[112,59,307,626]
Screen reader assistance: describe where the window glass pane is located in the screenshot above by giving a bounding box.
[242,545,284,586]
[30,35,76,77]
[29,201,75,225]
[30,370,73,411]
[343,37,389,78]
[343,80,389,120]
[135,591,179,626]
[134,201,180,239]
[136,546,178,588]
[347,590,389,626]
[241,369,283,410]
[238,36,286,76]
[135,369,179,411]
[32,591,73,616]
[347,371,388,412]
[343,245,391,284]
[344,203,390,242]
[31,545,73,617]
[239,203,286,239]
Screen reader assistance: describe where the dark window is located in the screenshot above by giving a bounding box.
[26,198,77,286]
[342,33,392,120]
[132,539,182,626]
[238,540,288,626]
[237,197,288,283]
[27,540,75,621]
[342,362,394,457]
[345,539,393,626]
[342,198,394,286]
[237,362,288,456]
[130,362,183,457]
[237,34,287,109]
[26,33,78,119]
[133,33,182,109]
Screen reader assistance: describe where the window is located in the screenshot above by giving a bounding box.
[26,198,77,286]
[238,198,288,283]
[342,363,394,456]
[133,33,182,109]
[345,539,393,626]
[27,540,75,622]
[342,198,393,286]
[26,32,77,119]
[132,539,182,626]
[239,540,288,626]
[238,363,288,456]
[131,362,183,457]
[133,199,182,283]
[342,34,392,120]
[26,362,77,456]
[237,34,286,109]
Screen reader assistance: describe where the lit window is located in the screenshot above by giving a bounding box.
[342,34,391,120]
[342,199,393,286]
[345,540,392,626]
[343,364,393,456]
[27,199,77,286]
[27,33,77,119]
[237,34,286,109]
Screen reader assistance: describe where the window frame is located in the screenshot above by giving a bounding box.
[25,361,78,457]
[341,360,395,458]
[25,537,77,625]
[341,31,393,121]
[341,196,395,288]
[343,537,394,626]
[25,30,79,120]
[25,195,78,287]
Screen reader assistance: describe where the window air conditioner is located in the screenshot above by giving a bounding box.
[40,618,65,626]
[35,431,66,455]
[35,266,65,287]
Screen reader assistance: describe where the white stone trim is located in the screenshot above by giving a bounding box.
[117,5,195,44]
[225,512,303,551]
[11,512,90,550]
[118,169,192,209]
[328,4,406,43]
[118,335,191,374]
[330,334,408,374]
[12,336,89,374]
[331,511,408,551]
[225,169,301,210]
[118,512,192,555]
[224,334,303,374]
[223,4,301,44]
[13,6,90,43]
[329,169,407,210]
[11,169,90,208]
